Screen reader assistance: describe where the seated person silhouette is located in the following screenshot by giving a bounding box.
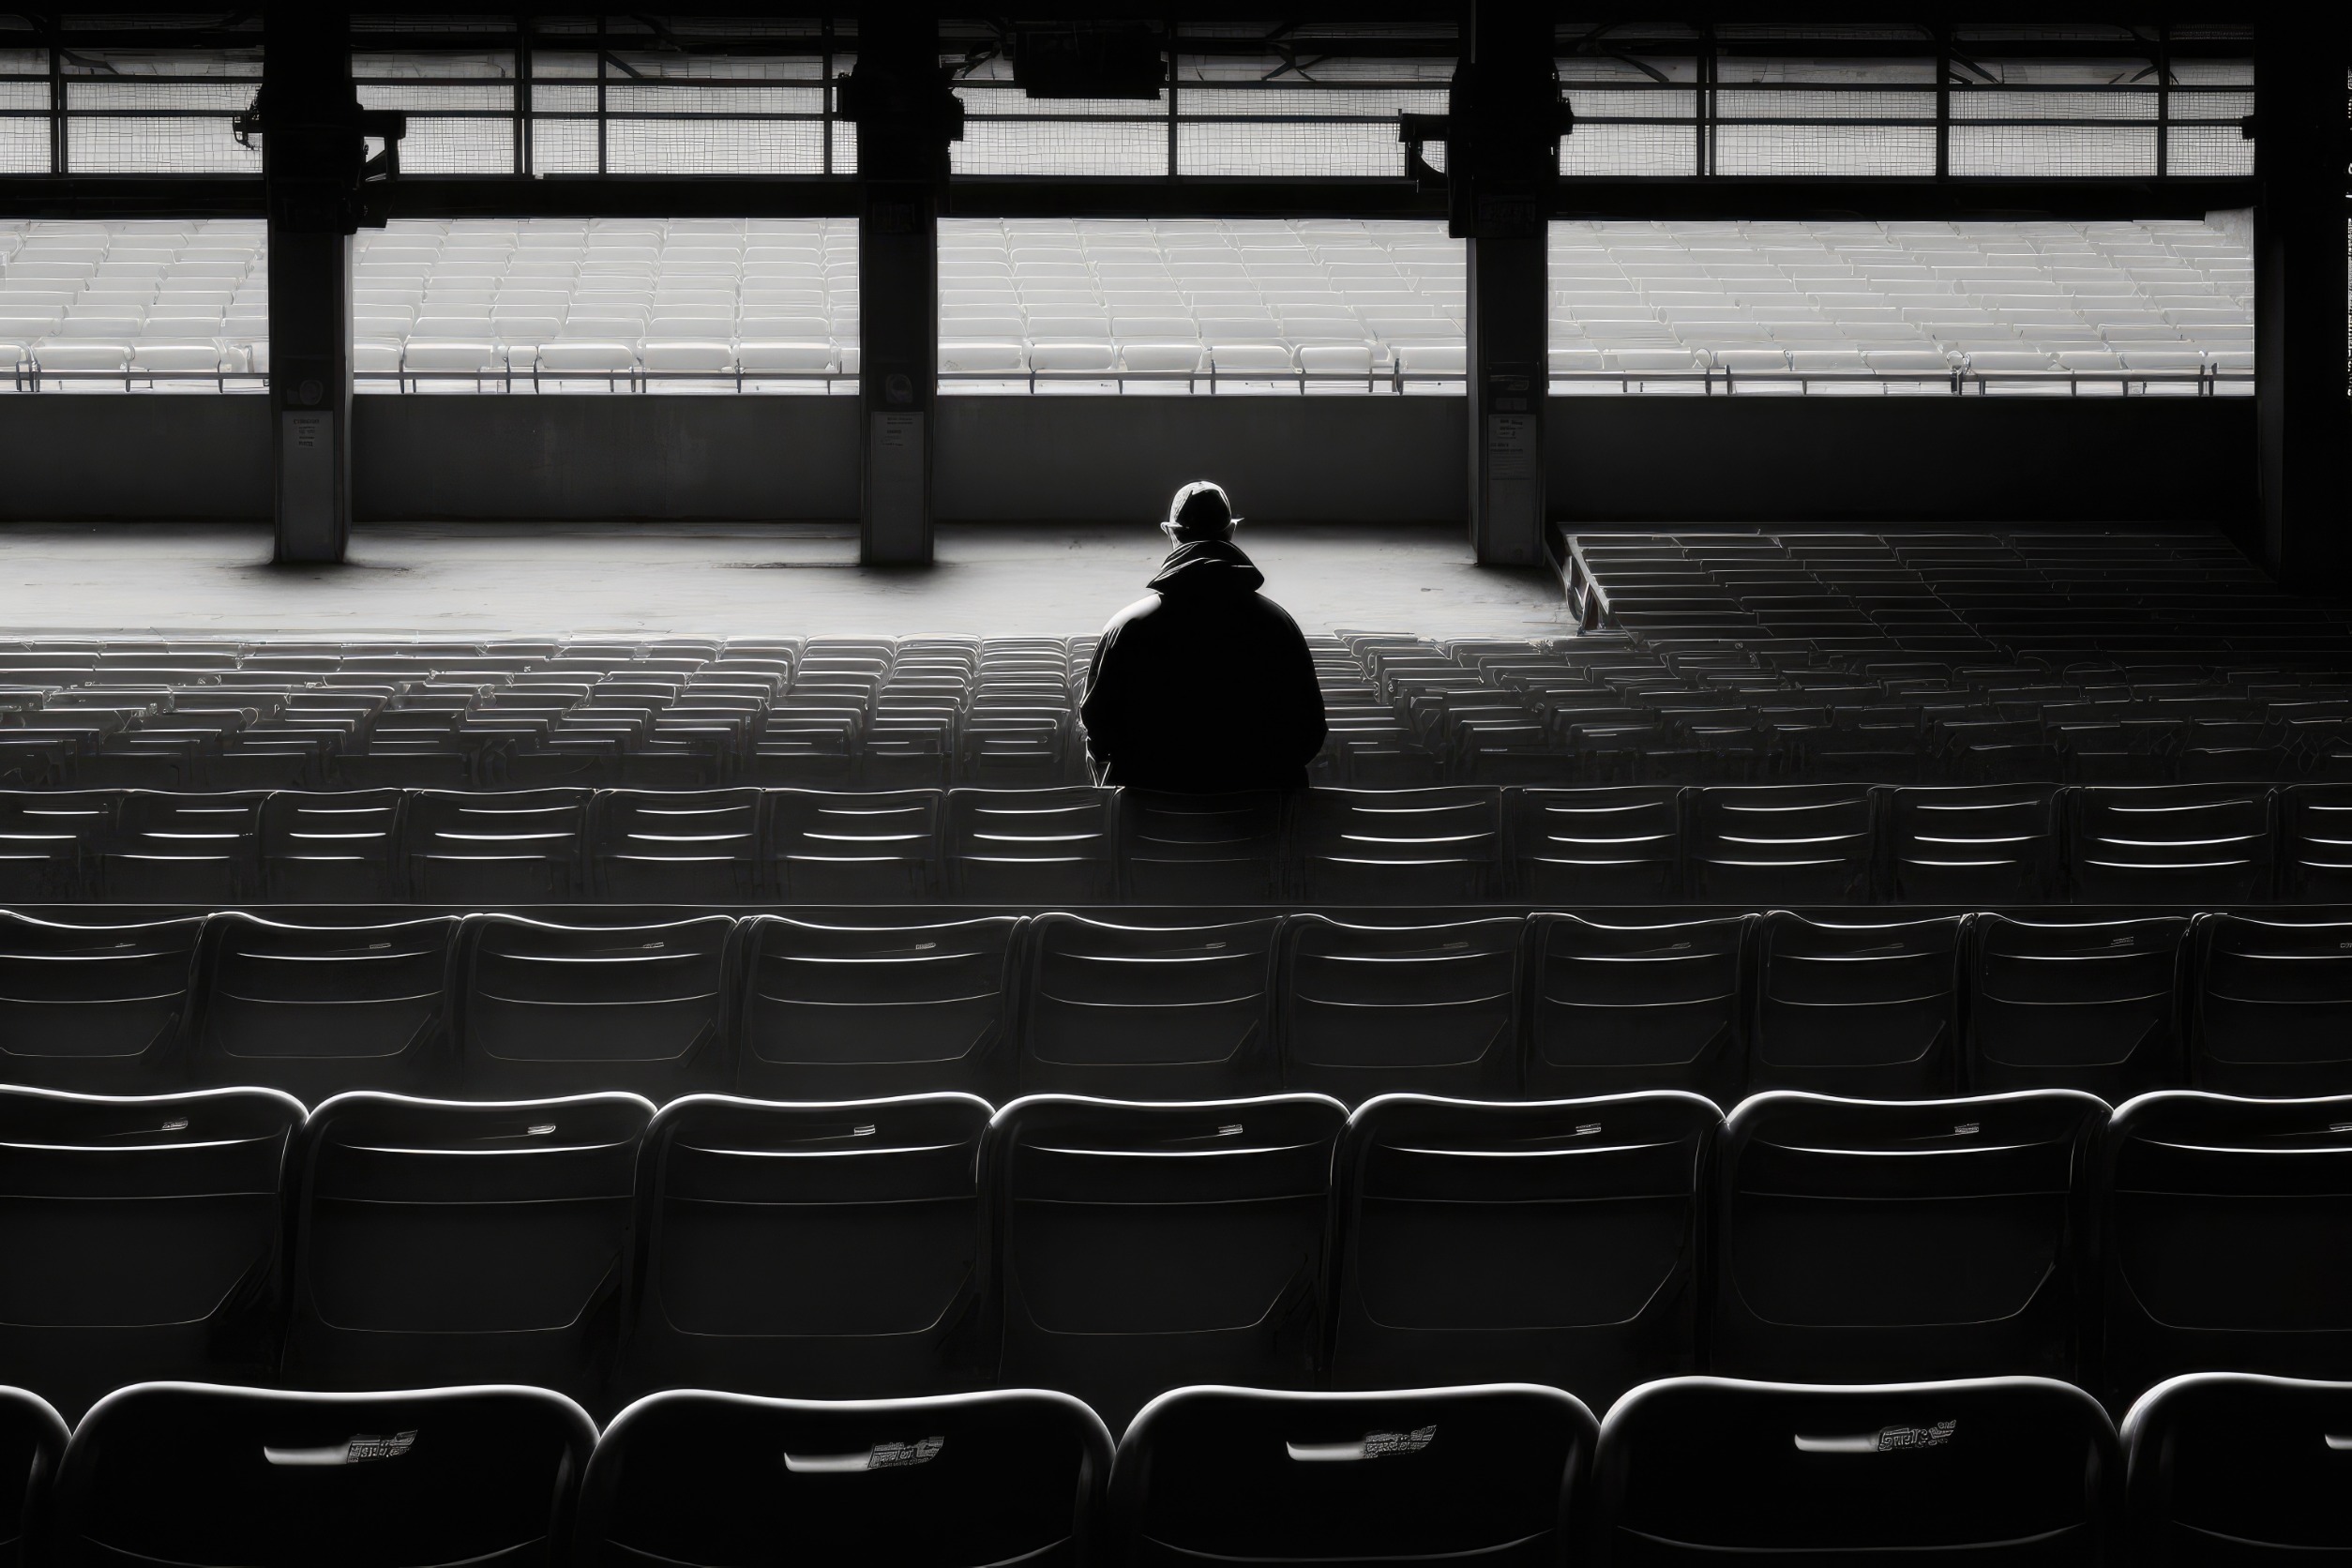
[1080,481,1328,792]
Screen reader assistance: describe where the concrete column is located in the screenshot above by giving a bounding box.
[2252,24,2350,587]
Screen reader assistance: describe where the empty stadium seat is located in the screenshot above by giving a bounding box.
[1591,1376,2118,1565]
[984,1093,1347,1432]
[1295,788,1504,903]
[55,1383,596,1568]
[190,912,458,1100]
[1508,786,1683,904]
[1712,1091,2105,1385]
[454,914,738,1099]
[1108,1384,1595,1568]
[0,1085,301,1421]
[2279,783,2352,902]
[1117,790,1289,903]
[590,787,763,901]
[403,788,591,904]
[1330,1092,1716,1404]
[2188,913,2352,1096]
[734,915,1022,1101]
[1881,784,2065,904]
[766,788,942,901]
[2122,1373,2352,1565]
[2101,1092,2352,1402]
[0,912,204,1092]
[620,1093,991,1401]
[1523,912,1752,1105]
[1752,912,1968,1098]
[259,789,408,902]
[1964,914,2188,1100]
[0,790,114,901]
[2067,784,2277,904]
[1277,915,1524,1102]
[946,788,1117,903]
[1686,784,1878,905]
[0,1386,65,1565]
[579,1388,1111,1568]
[282,1091,655,1405]
[99,789,266,902]
[1018,914,1282,1098]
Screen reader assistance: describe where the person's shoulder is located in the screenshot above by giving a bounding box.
[1246,589,1311,637]
[1100,591,1167,638]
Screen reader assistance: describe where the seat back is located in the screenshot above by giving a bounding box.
[1019,914,1282,1098]
[1108,1384,1594,1568]
[259,789,407,902]
[735,915,1021,1101]
[403,788,590,904]
[0,1086,301,1421]
[1964,914,2187,1101]
[2279,784,2352,902]
[578,1388,1110,1568]
[1686,784,1878,906]
[1294,788,1504,903]
[0,1386,64,1568]
[0,912,204,1092]
[2122,1373,2352,1565]
[1713,1091,2105,1385]
[1277,916,1525,1103]
[0,790,117,902]
[1508,786,1683,904]
[590,787,763,902]
[1331,1093,1716,1406]
[1591,1376,2117,1565]
[1752,912,1968,1098]
[192,912,458,1100]
[283,1091,655,1405]
[55,1382,596,1568]
[946,787,1118,902]
[621,1093,990,1401]
[2188,914,2352,1096]
[455,914,738,1099]
[1523,912,1751,1104]
[2067,784,2276,904]
[101,790,268,903]
[766,789,942,902]
[1117,790,1289,903]
[1881,784,2063,905]
[2100,1092,2352,1404]
[984,1093,1346,1434]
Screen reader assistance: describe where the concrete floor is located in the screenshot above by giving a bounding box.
[0,520,1570,641]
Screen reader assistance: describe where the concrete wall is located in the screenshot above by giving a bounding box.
[0,391,2258,535]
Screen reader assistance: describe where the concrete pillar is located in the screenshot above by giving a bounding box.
[2252,24,2350,587]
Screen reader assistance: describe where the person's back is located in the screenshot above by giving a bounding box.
[1080,484,1327,792]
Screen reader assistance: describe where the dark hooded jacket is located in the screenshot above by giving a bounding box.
[1080,538,1328,792]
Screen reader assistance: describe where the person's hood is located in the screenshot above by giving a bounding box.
[1149,537,1265,596]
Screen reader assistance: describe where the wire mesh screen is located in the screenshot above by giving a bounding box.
[58,53,261,173]
[0,49,46,173]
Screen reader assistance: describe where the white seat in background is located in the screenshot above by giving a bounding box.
[940,340,1028,375]
[529,340,637,375]
[1117,342,1204,375]
[734,340,837,374]
[640,339,736,374]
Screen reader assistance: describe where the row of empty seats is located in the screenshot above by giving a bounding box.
[13,905,2352,1105]
[0,1082,2345,1425]
[8,1370,2344,1564]
[7,781,2351,907]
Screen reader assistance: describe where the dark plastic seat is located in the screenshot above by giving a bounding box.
[1118,790,1289,903]
[1964,914,2187,1101]
[1591,1375,2118,1566]
[453,913,737,1100]
[2100,1092,2352,1404]
[403,788,591,904]
[0,912,204,1092]
[735,915,1022,1101]
[1523,912,1752,1105]
[2189,914,2352,1096]
[2122,1373,2352,1565]
[55,1382,596,1568]
[1330,1093,1716,1406]
[283,1091,655,1407]
[1880,784,2064,904]
[99,789,268,903]
[1686,784,1877,906]
[0,1086,302,1422]
[619,1093,990,1402]
[1108,1383,1596,1568]
[765,789,942,902]
[191,912,458,1100]
[983,1093,1347,1434]
[1294,788,1504,903]
[2067,784,2277,904]
[259,789,407,903]
[946,787,1118,903]
[0,1386,65,1568]
[0,790,116,902]
[1751,912,1968,1098]
[2279,784,2352,902]
[1712,1091,2105,1385]
[579,1388,1111,1568]
[589,787,764,902]
[1508,786,1683,904]
[1277,915,1525,1103]
[1018,914,1282,1098]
